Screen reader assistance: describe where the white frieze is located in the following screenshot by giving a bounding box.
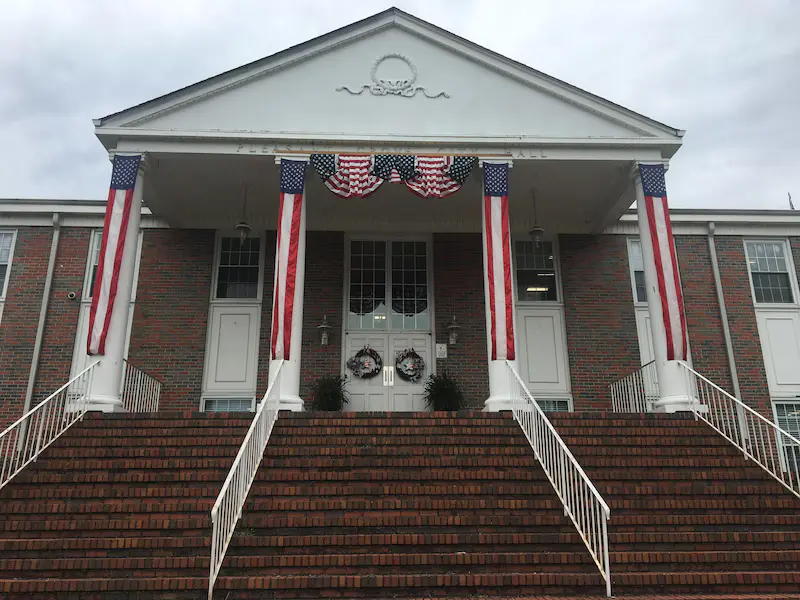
[337,53,449,99]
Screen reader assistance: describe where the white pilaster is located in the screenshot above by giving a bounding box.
[632,166,694,412]
[87,159,144,412]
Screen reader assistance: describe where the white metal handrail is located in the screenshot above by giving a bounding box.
[209,360,284,598]
[505,360,612,597]
[610,361,658,413]
[0,361,99,491]
[121,359,162,413]
[678,360,800,499]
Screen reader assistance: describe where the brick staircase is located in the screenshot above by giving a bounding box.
[549,412,800,596]
[0,410,799,599]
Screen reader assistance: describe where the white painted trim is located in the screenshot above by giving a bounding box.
[0,229,18,301]
[743,238,800,309]
[625,237,648,308]
[209,230,267,304]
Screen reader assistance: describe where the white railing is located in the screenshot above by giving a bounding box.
[505,360,612,597]
[610,361,658,413]
[209,360,283,599]
[678,361,800,499]
[0,361,99,491]
[121,359,162,413]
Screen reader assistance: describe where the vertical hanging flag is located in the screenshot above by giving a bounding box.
[87,154,141,355]
[640,163,688,361]
[271,159,307,360]
[482,162,515,361]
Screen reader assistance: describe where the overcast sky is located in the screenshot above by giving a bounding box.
[1,0,798,209]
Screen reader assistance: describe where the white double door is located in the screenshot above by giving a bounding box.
[343,238,432,412]
[345,332,431,412]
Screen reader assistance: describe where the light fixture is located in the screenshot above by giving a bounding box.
[528,188,545,247]
[446,315,461,345]
[527,286,549,293]
[235,185,252,245]
[317,314,332,346]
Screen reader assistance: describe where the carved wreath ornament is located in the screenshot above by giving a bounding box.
[337,53,449,99]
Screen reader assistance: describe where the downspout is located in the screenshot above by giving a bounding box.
[707,221,743,399]
[22,213,61,415]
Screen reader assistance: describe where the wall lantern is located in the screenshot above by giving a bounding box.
[529,188,545,247]
[235,185,252,244]
[447,315,461,345]
[317,315,332,346]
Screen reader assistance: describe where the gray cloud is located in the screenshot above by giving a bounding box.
[1,0,798,208]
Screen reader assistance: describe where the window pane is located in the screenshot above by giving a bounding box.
[515,240,556,302]
[348,240,388,329]
[752,272,793,304]
[216,237,260,299]
[628,240,644,272]
[0,232,12,264]
[390,241,428,329]
[634,271,647,303]
[204,397,253,412]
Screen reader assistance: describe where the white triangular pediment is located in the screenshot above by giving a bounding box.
[98,11,680,144]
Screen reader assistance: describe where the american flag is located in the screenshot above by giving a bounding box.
[87,154,141,355]
[310,154,383,199]
[482,162,515,361]
[640,163,687,361]
[406,156,476,198]
[271,159,307,360]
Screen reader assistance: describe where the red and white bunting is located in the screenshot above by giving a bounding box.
[640,163,688,361]
[482,162,515,361]
[87,154,141,356]
[270,159,307,361]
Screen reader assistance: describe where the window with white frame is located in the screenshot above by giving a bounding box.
[0,230,15,301]
[203,397,255,412]
[535,398,571,412]
[214,236,262,300]
[774,401,800,474]
[627,239,647,303]
[83,230,103,299]
[515,240,558,302]
[745,240,796,305]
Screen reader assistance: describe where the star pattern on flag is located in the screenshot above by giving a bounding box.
[310,154,336,181]
[110,155,141,190]
[372,155,418,182]
[484,162,509,196]
[447,157,477,185]
[640,163,667,197]
[280,160,307,194]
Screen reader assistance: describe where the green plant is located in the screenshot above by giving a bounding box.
[310,374,349,411]
[423,371,463,411]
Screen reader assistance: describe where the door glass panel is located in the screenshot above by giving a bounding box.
[348,241,387,330]
[516,241,557,302]
[390,241,429,330]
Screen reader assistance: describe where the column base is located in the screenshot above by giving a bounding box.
[276,394,304,412]
[654,394,708,414]
[483,395,530,413]
[68,394,126,414]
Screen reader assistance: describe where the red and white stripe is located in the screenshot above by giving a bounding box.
[87,162,139,355]
[406,156,461,198]
[483,193,515,361]
[270,190,304,360]
[325,155,383,198]
[644,194,688,361]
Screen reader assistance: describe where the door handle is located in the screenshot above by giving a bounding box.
[389,367,395,387]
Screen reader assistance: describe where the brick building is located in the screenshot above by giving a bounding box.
[1,8,799,598]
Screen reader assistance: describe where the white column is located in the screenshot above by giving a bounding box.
[633,166,694,412]
[480,161,521,412]
[268,158,308,412]
[87,162,144,412]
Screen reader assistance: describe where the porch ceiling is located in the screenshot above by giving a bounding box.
[143,153,634,234]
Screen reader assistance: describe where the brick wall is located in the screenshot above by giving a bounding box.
[713,236,771,416]
[32,228,91,402]
[128,229,214,412]
[674,236,734,393]
[0,228,50,429]
[560,234,640,411]
[432,233,489,409]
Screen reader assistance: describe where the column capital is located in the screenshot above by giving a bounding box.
[107,151,150,174]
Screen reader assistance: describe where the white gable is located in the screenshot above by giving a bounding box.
[99,15,680,146]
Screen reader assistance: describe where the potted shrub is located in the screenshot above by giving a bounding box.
[310,374,349,411]
[423,371,463,411]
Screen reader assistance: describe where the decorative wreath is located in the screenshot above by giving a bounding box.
[347,347,383,379]
[395,348,425,383]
